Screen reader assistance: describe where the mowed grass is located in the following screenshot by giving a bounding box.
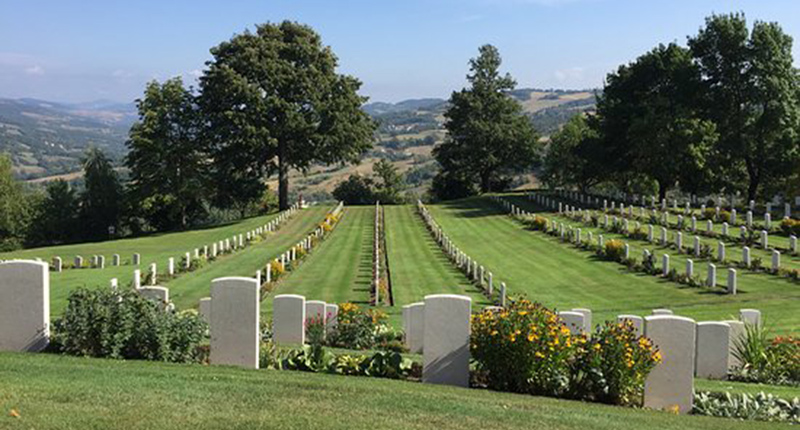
[428,197,800,335]
[261,206,374,321]
[385,205,491,324]
[0,352,789,430]
[0,211,291,316]
[166,206,332,310]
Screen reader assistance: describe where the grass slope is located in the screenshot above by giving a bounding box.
[502,194,800,335]
[0,211,289,316]
[428,197,799,335]
[0,352,788,430]
[261,206,374,320]
[165,206,332,310]
[385,205,491,322]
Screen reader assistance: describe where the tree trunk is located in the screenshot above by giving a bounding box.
[658,181,667,202]
[745,157,759,202]
[278,141,290,211]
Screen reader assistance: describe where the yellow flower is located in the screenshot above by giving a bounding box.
[518,311,528,316]
[491,330,498,336]
[593,343,601,351]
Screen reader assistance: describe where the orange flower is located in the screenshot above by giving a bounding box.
[9,409,20,418]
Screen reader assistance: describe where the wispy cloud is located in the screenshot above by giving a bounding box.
[25,65,45,76]
[554,66,584,83]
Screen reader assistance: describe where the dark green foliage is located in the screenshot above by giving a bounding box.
[0,154,33,251]
[126,78,207,231]
[199,21,376,211]
[50,288,207,363]
[27,180,79,246]
[433,44,540,199]
[79,148,123,240]
[372,159,405,204]
[332,175,375,205]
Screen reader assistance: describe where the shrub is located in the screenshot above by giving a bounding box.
[327,303,387,350]
[693,391,800,423]
[471,300,576,396]
[568,321,661,406]
[603,239,626,262]
[527,215,548,231]
[781,217,800,236]
[731,323,800,385]
[50,288,207,363]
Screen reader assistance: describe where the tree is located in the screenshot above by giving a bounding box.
[199,21,376,211]
[689,13,800,200]
[332,174,375,205]
[0,154,31,251]
[372,159,404,204]
[126,78,207,230]
[541,114,603,191]
[80,148,123,240]
[596,43,716,200]
[432,44,540,199]
[28,180,79,246]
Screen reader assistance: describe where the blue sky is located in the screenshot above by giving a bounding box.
[1,0,798,104]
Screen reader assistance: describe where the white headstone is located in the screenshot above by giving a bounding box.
[422,294,471,387]
[559,311,586,335]
[695,322,730,380]
[727,268,737,294]
[0,261,50,352]
[402,302,425,354]
[644,315,696,414]
[273,294,306,345]
[616,314,643,336]
[210,277,259,369]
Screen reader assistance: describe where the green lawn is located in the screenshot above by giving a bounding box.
[261,206,374,321]
[0,352,789,430]
[166,206,332,310]
[428,197,800,335]
[696,378,800,398]
[385,205,491,323]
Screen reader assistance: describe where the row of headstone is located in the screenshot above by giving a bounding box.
[270,294,340,346]
[418,200,505,306]
[373,201,382,305]
[48,253,128,272]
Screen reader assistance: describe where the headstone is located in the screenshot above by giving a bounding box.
[0,260,50,352]
[772,250,781,271]
[110,278,118,292]
[500,283,507,307]
[717,242,725,261]
[644,315,696,414]
[742,247,751,267]
[791,235,797,253]
[149,263,157,285]
[662,254,670,276]
[133,269,141,289]
[113,254,120,266]
[571,308,592,334]
[693,236,700,257]
[740,309,761,328]
[727,269,737,294]
[695,322,731,380]
[199,297,211,323]
[422,294,471,387]
[52,257,62,272]
[707,263,717,287]
[305,300,327,325]
[168,257,175,276]
[559,311,586,335]
[133,253,140,265]
[273,294,306,345]
[652,309,673,316]
[722,222,729,236]
[686,259,694,278]
[761,230,769,249]
[725,320,745,370]
[138,286,169,308]
[210,277,259,369]
[74,256,83,268]
[617,314,644,336]
[402,302,425,354]
[325,303,339,329]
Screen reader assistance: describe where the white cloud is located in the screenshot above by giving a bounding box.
[25,65,44,76]
[112,69,135,79]
[553,66,584,83]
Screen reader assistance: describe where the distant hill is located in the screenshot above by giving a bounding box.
[0,98,136,179]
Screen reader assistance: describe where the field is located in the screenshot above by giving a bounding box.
[0,352,791,430]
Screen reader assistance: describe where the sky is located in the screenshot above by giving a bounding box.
[1,0,799,104]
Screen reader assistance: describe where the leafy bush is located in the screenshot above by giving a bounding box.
[526,215,548,231]
[603,239,626,262]
[731,323,800,386]
[471,300,576,396]
[693,391,800,424]
[50,288,207,363]
[327,303,388,350]
[781,217,800,236]
[568,321,661,406]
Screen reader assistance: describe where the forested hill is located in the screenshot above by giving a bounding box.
[0,89,594,181]
[0,98,136,179]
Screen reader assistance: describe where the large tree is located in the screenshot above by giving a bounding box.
[79,148,123,240]
[126,78,206,230]
[28,180,79,245]
[596,43,716,200]
[199,21,375,210]
[541,114,602,192]
[689,13,800,200]
[0,154,31,251]
[433,45,539,199]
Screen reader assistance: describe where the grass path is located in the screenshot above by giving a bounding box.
[261,206,373,321]
[166,206,332,310]
[429,197,799,334]
[0,211,292,316]
[0,352,788,430]
[385,205,491,322]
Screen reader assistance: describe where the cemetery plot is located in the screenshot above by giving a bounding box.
[428,197,800,334]
[0,210,290,316]
[260,207,374,321]
[166,206,331,310]
[384,205,490,323]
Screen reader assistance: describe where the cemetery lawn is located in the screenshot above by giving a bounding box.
[0,209,293,316]
[0,352,790,430]
[261,206,374,321]
[166,205,332,310]
[384,205,491,324]
[428,197,800,335]
[695,378,800,398]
